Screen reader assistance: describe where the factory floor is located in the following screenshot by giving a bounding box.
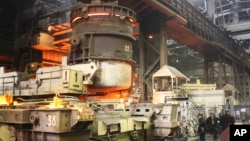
[182,134,220,141]
[151,135,214,141]
[187,134,219,141]
[205,134,219,141]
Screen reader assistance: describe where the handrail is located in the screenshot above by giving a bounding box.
[159,0,250,68]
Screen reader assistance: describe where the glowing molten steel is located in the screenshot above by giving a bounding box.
[0,93,13,106]
[47,95,64,108]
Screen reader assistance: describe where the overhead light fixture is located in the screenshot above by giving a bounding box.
[148,35,153,39]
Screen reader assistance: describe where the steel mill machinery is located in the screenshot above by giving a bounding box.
[0,1,213,141]
[151,65,198,140]
[150,65,235,140]
[0,0,152,141]
[180,80,226,118]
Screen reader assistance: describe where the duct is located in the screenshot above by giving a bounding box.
[141,0,187,25]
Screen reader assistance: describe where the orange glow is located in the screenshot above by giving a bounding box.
[28,77,36,80]
[51,23,71,32]
[43,50,69,63]
[53,38,70,45]
[72,17,82,23]
[0,93,13,106]
[79,92,132,102]
[0,55,14,62]
[33,45,52,51]
[79,86,134,103]
[33,22,72,66]
[52,29,72,36]
[33,45,70,53]
[71,13,136,24]
[72,13,112,24]
[129,18,135,24]
[133,22,139,36]
[88,85,130,94]
[41,61,61,67]
[47,95,64,108]
[88,13,110,16]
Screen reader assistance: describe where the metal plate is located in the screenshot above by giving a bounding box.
[30,109,78,133]
[16,130,90,141]
[0,109,30,124]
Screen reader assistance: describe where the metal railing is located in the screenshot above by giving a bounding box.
[160,0,250,68]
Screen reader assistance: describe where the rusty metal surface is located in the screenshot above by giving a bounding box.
[69,2,136,92]
[30,108,78,133]
[0,109,31,124]
[70,3,136,64]
[4,108,93,141]
[16,130,90,141]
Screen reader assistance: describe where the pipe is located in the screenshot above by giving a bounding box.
[141,0,187,25]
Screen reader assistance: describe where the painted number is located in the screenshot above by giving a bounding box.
[47,115,56,126]
[125,45,130,52]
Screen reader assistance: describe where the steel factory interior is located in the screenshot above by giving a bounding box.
[0,0,250,141]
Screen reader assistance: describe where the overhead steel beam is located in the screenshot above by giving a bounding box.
[141,0,187,25]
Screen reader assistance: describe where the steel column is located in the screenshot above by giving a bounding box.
[139,32,146,102]
[159,14,167,67]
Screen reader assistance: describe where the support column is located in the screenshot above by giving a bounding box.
[206,0,216,24]
[222,58,228,84]
[139,27,146,102]
[247,75,250,99]
[159,14,167,66]
[229,63,235,86]
[243,72,246,100]
[204,55,209,83]
[233,64,243,100]
[218,55,223,89]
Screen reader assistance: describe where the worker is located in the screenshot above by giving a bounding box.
[219,109,235,131]
[197,113,206,141]
[206,112,219,140]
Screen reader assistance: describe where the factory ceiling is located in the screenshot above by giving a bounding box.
[0,1,18,52]
[0,0,250,68]
[0,0,37,64]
